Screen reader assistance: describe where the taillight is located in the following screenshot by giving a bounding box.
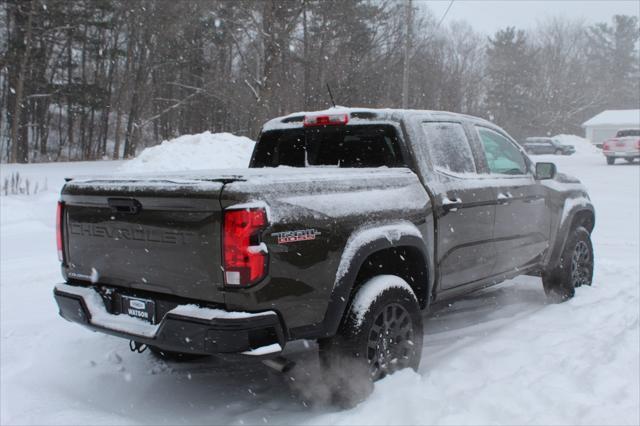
[636,139,640,149]
[303,113,348,127]
[56,201,64,262]
[602,142,610,151]
[223,208,268,287]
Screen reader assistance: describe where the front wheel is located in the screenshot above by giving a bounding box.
[543,226,593,302]
[555,149,563,155]
[606,156,615,165]
[319,275,423,406]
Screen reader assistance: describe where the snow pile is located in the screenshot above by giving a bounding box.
[119,132,255,173]
[554,134,599,155]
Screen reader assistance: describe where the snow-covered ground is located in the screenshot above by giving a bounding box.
[1,140,638,425]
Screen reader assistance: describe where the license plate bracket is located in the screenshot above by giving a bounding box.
[121,295,156,324]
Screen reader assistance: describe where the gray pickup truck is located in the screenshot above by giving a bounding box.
[54,108,595,402]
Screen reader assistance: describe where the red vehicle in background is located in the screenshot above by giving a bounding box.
[602,129,640,165]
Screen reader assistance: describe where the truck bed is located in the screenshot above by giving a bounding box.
[61,167,428,309]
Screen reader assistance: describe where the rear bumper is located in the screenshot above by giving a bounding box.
[53,283,285,356]
[603,150,639,158]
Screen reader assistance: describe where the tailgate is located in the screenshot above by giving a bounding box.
[611,138,638,152]
[61,180,225,303]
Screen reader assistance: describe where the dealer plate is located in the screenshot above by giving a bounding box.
[121,295,156,324]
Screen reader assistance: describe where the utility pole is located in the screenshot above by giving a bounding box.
[401,0,412,109]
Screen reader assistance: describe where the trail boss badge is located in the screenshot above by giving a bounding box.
[272,229,321,244]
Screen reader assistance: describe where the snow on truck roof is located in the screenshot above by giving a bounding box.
[261,107,492,132]
[582,109,640,128]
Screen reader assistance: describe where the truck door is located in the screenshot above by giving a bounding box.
[474,126,552,275]
[418,121,497,292]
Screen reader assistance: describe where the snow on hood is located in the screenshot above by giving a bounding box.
[119,131,255,173]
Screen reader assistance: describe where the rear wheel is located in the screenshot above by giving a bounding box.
[606,156,615,165]
[625,158,635,164]
[555,149,563,155]
[543,226,593,302]
[319,275,423,407]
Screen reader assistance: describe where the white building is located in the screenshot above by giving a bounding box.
[582,109,640,146]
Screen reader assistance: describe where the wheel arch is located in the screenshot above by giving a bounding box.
[319,222,433,339]
[547,204,595,270]
[570,208,595,233]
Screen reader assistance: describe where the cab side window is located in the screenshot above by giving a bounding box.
[476,127,527,175]
[421,122,477,174]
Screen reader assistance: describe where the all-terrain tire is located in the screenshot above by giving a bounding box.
[542,226,593,302]
[606,156,615,165]
[319,275,423,407]
[625,158,635,164]
[148,345,208,362]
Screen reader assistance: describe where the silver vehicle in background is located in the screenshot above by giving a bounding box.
[521,137,576,155]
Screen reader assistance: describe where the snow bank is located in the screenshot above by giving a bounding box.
[554,134,599,155]
[119,132,255,173]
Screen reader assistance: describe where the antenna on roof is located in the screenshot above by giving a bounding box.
[326,83,336,108]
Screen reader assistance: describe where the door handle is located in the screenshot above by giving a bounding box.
[497,192,513,204]
[442,196,463,212]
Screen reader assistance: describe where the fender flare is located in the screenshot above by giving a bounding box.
[318,222,433,338]
[546,201,595,269]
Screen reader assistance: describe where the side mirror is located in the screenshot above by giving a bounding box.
[535,162,556,180]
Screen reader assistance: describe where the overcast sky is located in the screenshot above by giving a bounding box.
[425,0,640,34]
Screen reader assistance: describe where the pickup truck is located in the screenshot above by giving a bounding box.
[54,108,595,402]
[602,129,640,165]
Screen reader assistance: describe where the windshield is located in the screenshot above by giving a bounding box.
[251,125,405,168]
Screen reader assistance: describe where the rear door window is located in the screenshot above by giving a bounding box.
[616,129,640,137]
[420,122,477,174]
[251,125,404,168]
[476,127,527,175]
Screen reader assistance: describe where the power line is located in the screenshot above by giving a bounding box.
[401,0,455,109]
[435,0,455,30]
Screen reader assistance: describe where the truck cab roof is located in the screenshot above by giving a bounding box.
[261,107,494,132]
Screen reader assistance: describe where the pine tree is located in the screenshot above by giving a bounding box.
[485,27,538,139]
[587,15,640,110]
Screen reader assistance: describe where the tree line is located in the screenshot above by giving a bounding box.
[1,0,638,163]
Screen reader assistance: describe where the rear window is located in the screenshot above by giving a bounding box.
[616,129,640,137]
[420,122,477,174]
[251,125,405,168]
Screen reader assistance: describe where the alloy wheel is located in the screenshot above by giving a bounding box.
[571,240,592,287]
[366,303,414,380]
